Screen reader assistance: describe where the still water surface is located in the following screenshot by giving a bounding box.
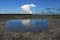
[5,19,49,32]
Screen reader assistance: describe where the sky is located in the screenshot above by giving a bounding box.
[0,0,60,14]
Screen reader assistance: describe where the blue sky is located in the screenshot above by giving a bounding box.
[0,0,60,13]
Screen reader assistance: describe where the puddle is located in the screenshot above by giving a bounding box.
[5,19,49,32]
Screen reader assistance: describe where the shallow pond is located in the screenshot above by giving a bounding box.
[5,19,49,32]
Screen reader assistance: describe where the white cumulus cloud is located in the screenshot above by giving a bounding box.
[21,4,36,14]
